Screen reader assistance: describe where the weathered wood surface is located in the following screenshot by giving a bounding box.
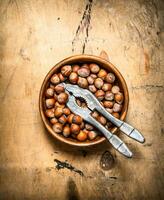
[0,0,164,199]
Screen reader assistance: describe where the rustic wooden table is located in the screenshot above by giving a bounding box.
[0,0,164,199]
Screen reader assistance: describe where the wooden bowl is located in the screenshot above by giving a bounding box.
[39,54,129,147]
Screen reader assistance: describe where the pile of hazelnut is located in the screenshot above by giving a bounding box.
[44,63,124,142]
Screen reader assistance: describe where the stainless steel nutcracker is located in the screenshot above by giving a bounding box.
[62,83,145,158]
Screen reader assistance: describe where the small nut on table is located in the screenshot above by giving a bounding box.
[63,107,71,115]
[95,90,105,101]
[105,91,114,101]
[105,73,115,83]
[67,113,75,124]
[77,77,88,88]
[113,103,122,112]
[45,108,55,118]
[50,117,58,124]
[58,115,67,125]
[94,78,104,89]
[69,72,78,84]
[45,98,55,109]
[78,67,90,77]
[57,92,68,104]
[50,74,60,85]
[61,65,72,76]
[97,115,107,125]
[97,69,107,80]
[115,92,124,104]
[112,112,120,119]
[45,88,54,97]
[102,83,112,91]
[72,115,83,125]
[63,125,71,137]
[52,122,63,133]
[72,65,80,73]
[77,131,87,141]
[54,107,63,118]
[89,85,97,93]
[87,76,94,84]
[54,84,65,94]
[103,100,114,108]
[88,130,98,140]
[71,124,80,134]
[111,85,120,94]
[89,63,100,73]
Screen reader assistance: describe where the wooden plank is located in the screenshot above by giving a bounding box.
[0,0,164,199]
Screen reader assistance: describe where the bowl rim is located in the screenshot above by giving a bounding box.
[39,54,129,147]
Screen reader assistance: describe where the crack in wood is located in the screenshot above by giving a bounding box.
[54,159,84,176]
[72,0,93,54]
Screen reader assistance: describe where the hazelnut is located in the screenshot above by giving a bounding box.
[111,85,120,94]
[63,125,71,137]
[80,121,85,129]
[115,92,124,104]
[83,129,89,134]
[50,117,58,124]
[113,103,122,112]
[85,123,94,131]
[54,84,65,94]
[76,99,82,107]
[105,73,115,83]
[61,65,72,76]
[69,72,78,84]
[81,64,89,69]
[91,111,99,119]
[102,83,112,92]
[72,65,80,73]
[70,124,80,135]
[77,131,87,141]
[45,88,54,97]
[55,101,65,108]
[67,114,74,124]
[90,74,97,79]
[57,92,68,104]
[77,77,88,88]
[52,122,63,133]
[106,108,113,114]
[89,85,97,93]
[103,101,114,108]
[97,115,107,125]
[72,115,83,125]
[54,107,63,118]
[94,78,104,89]
[106,121,113,128]
[78,67,90,77]
[58,115,67,124]
[88,130,98,140]
[105,91,114,101]
[63,107,71,115]
[81,102,87,107]
[95,90,105,101]
[45,98,55,108]
[97,69,107,80]
[50,84,55,89]
[112,112,120,119]
[58,73,66,82]
[50,74,60,85]
[87,76,94,84]
[90,63,100,73]
[45,108,55,118]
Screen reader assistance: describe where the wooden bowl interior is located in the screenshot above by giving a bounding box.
[39,55,129,147]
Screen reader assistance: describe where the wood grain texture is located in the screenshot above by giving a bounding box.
[0,0,164,199]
